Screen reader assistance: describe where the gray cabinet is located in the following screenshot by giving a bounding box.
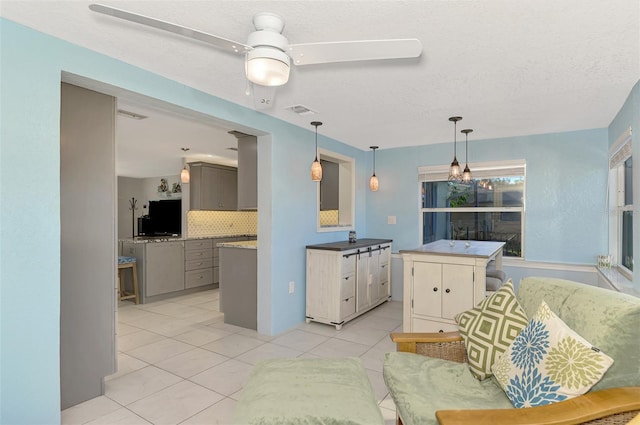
[212,237,239,288]
[145,241,185,296]
[184,239,213,289]
[235,134,258,210]
[190,162,238,211]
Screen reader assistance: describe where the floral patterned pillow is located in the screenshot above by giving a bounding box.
[492,301,614,408]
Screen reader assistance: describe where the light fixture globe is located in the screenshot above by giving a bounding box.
[246,47,290,87]
[180,148,190,183]
[447,116,463,182]
[369,175,379,192]
[461,128,473,183]
[311,159,322,181]
[369,146,379,192]
[310,121,323,181]
[180,166,190,184]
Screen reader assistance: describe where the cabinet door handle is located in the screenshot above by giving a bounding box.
[439,329,444,333]
[344,276,350,280]
[344,298,350,302]
[433,287,438,292]
[445,288,451,293]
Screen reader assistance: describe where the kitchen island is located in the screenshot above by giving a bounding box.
[218,240,258,330]
[120,234,255,304]
[400,239,505,332]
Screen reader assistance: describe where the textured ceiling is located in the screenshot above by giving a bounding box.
[2,0,639,177]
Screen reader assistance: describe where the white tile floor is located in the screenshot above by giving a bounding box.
[62,289,401,424]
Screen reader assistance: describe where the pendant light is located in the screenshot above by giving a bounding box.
[461,129,473,183]
[369,146,379,191]
[310,121,323,181]
[448,116,462,182]
[180,147,190,183]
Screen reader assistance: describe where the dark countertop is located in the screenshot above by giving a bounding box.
[120,234,257,244]
[306,238,392,251]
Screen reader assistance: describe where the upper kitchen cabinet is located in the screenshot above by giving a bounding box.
[189,162,238,211]
[232,132,258,210]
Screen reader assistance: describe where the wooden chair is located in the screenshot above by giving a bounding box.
[117,256,139,304]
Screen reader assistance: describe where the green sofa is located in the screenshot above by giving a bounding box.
[383,277,640,425]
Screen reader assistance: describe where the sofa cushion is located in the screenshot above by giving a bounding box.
[383,352,513,425]
[455,280,529,380]
[492,300,614,408]
[517,277,640,391]
[232,357,383,425]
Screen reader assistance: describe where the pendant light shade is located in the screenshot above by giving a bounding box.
[369,146,379,191]
[461,129,473,183]
[180,148,190,183]
[310,121,323,181]
[448,117,462,182]
[180,166,190,184]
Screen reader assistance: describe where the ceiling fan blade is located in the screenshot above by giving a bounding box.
[251,84,277,110]
[89,4,250,54]
[288,39,422,66]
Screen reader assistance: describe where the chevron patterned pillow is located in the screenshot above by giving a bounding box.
[455,279,529,380]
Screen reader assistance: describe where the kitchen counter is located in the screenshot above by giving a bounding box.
[216,240,257,249]
[120,234,257,244]
[400,239,504,258]
[305,238,392,251]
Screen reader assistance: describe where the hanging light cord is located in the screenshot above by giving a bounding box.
[372,148,376,176]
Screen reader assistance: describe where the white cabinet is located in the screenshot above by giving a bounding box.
[306,239,392,330]
[402,240,504,333]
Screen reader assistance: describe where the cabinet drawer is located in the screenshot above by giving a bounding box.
[185,258,213,271]
[185,248,213,261]
[379,246,391,265]
[340,273,356,299]
[185,268,213,288]
[340,296,356,319]
[341,254,356,274]
[412,317,457,333]
[185,239,213,250]
[379,262,389,283]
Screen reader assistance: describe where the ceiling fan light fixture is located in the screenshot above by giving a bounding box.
[246,47,290,87]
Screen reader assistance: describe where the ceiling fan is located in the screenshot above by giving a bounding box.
[89,4,422,109]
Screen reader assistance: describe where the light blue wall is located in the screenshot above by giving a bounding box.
[0,19,365,423]
[366,129,609,265]
[607,80,640,289]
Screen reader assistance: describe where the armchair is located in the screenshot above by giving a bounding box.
[383,277,640,425]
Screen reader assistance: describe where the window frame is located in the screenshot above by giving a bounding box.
[608,129,633,278]
[418,159,526,258]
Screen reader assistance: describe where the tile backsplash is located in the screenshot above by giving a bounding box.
[319,210,339,226]
[187,210,258,237]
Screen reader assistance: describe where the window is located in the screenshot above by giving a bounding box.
[419,160,525,257]
[317,149,355,231]
[608,131,633,275]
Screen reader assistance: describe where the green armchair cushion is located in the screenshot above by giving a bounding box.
[232,357,384,425]
[517,277,640,391]
[492,300,614,407]
[455,280,529,380]
[383,352,513,425]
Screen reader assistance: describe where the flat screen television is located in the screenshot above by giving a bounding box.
[148,199,182,236]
